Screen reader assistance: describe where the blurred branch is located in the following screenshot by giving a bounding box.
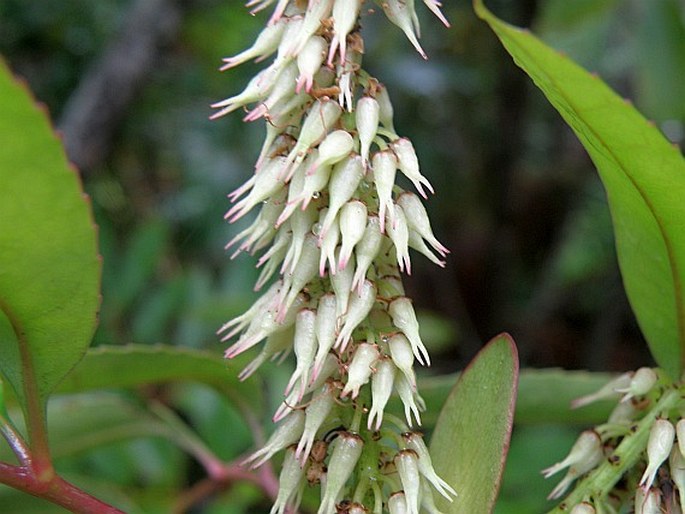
[59,0,185,172]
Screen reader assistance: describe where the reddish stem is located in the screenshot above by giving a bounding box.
[0,462,125,514]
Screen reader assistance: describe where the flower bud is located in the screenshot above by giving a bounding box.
[387,204,412,274]
[395,450,421,514]
[381,0,427,59]
[372,150,398,234]
[312,293,338,382]
[403,432,456,500]
[296,381,337,462]
[542,430,603,479]
[391,138,434,199]
[331,252,355,318]
[239,326,294,381]
[290,152,332,211]
[320,154,365,240]
[221,17,286,70]
[335,279,377,352]
[277,234,319,321]
[570,371,633,409]
[640,418,675,489]
[407,228,445,268]
[317,208,340,276]
[356,96,380,166]
[397,192,448,257]
[388,491,409,514]
[388,333,416,390]
[607,400,638,425]
[338,200,368,271]
[569,502,596,514]
[243,410,306,468]
[285,309,318,400]
[376,85,396,135]
[378,274,405,298]
[270,446,305,514]
[342,343,380,399]
[389,296,430,366]
[352,216,383,294]
[318,432,364,514]
[308,130,355,176]
[296,35,327,93]
[617,367,658,403]
[328,0,363,65]
[281,203,317,273]
[368,357,396,430]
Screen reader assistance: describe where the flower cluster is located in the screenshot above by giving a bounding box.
[214,1,454,513]
[544,367,685,514]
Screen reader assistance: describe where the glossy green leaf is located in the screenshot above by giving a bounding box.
[56,344,263,414]
[0,60,100,409]
[430,333,519,513]
[475,0,685,378]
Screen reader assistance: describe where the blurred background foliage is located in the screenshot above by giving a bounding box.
[0,0,683,512]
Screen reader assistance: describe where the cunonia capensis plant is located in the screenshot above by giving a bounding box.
[0,1,683,513]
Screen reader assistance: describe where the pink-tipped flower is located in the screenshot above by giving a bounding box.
[352,216,383,294]
[281,205,317,273]
[391,138,434,199]
[388,296,430,366]
[296,381,337,462]
[317,208,340,276]
[422,0,450,28]
[408,229,445,268]
[319,154,365,240]
[243,410,305,469]
[338,200,368,271]
[356,96,380,166]
[335,279,377,352]
[312,293,338,382]
[372,150,398,234]
[274,354,337,422]
[328,0,362,65]
[210,65,276,119]
[296,35,327,93]
[388,333,416,390]
[277,234,319,321]
[616,367,657,403]
[221,17,286,70]
[342,343,380,399]
[381,0,427,60]
[239,327,293,381]
[640,418,675,489]
[289,154,332,211]
[244,60,299,121]
[289,0,334,56]
[270,446,306,514]
[285,309,318,400]
[318,432,364,514]
[331,251,355,318]
[307,130,354,175]
[403,432,456,501]
[224,156,288,223]
[395,450,421,514]
[387,204,412,274]
[397,192,448,257]
[368,357,396,430]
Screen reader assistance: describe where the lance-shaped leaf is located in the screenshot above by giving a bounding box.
[474,0,685,378]
[0,60,100,414]
[430,333,519,513]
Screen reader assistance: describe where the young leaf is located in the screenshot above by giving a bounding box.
[474,0,685,378]
[430,333,519,513]
[0,60,100,411]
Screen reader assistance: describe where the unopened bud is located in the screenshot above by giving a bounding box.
[352,216,383,294]
[317,208,340,276]
[285,309,318,400]
[331,252,355,318]
[372,150,398,233]
[270,446,305,514]
[335,279,377,352]
[320,154,365,240]
[617,367,658,403]
[308,130,355,175]
[296,35,327,93]
[342,343,380,399]
[338,200,368,271]
[296,381,337,462]
[318,432,364,514]
[635,487,662,514]
[669,445,685,513]
[388,491,408,514]
[387,204,412,274]
[356,96,380,166]
[678,419,685,458]
[640,418,675,489]
[312,294,338,382]
[376,85,396,135]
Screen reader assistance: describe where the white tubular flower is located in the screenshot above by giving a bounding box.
[352,216,383,294]
[277,234,320,320]
[388,333,417,390]
[616,367,658,403]
[356,96,380,166]
[408,229,445,268]
[226,189,286,256]
[378,274,405,298]
[217,280,281,339]
[368,357,396,430]
[312,293,338,382]
[317,208,340,276]
[397,192,449,257]
[307,130,355,176]
[380,0,426,59]
[319,154,365,240]
[348,503,369,514]
[290,0,334,56]
[271,446,306,514]
[569,502,596,514]
[639,418,675,489]
[328,0,362,65]
[243,410,306,468]
[220,17,286,70]
[396,373,423,427]
[244,60,299,121]
[388,296,430,366]
[422,0,450,28]
[296,35,327,93]
[372,150,398,234]
[395,450,421,514]
[420,478,447,514]
[210,64,278,119]
[570,371,633,409]
[669,444,685,513]
[239,327,293,381]
[402,432,456,500]
[280,204,317,273]
[330,252,355,318]
[387,204,412,274]
[289,154,332,211]
[391,138,434,199]
[376,85,397,136]
[285,308,318,400]
[342,343,380,399]
[296,381,337,462]
[606,399,638,425]
[388,491,409,514]
[542,430,603,479]
[318,432,364,514]
[338,200,369,271]
[335,279,377,352]
[635,488,662,514]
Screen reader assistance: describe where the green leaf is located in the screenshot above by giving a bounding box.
[0,60,100,409]
[474,0,685,378]
[56,345,263,414]
[430,333,519,513]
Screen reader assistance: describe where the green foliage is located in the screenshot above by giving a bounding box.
[430,333,519,513]
[475,0,685,379]
[0,59,100,410]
